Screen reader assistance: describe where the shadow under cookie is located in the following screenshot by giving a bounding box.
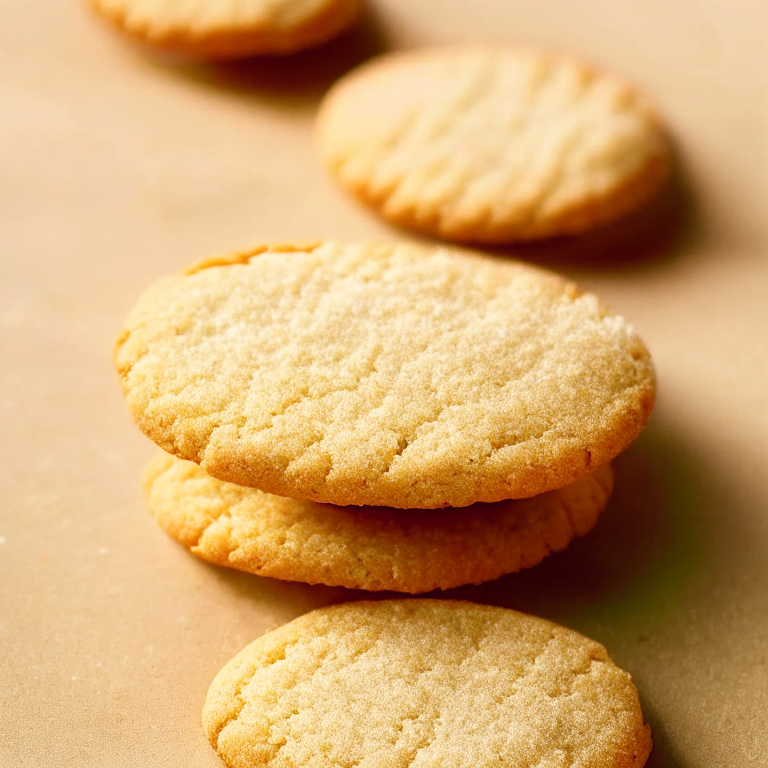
[144,452,613,593]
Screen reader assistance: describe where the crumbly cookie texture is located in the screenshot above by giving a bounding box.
[203,600,653,768]
[86,0,362,58]
[115,242,654,508]
[145,452,612,592]
[318,48,669,243]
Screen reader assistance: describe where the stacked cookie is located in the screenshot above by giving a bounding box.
[116,240,654,593]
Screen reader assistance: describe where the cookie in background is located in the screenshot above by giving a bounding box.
[86,0,363,58]
[318,47,670,243]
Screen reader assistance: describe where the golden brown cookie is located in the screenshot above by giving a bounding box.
[203,599,653,767]
[115,241,654,508]
[86,0,362,58]
[318,48,669,242]
[144,451,613,593]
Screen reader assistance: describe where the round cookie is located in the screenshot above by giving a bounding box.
[317,48,670,243]
[145,451,613,593]
[115,241,654,508]
[86,0,362,58]
[203,599,653,768]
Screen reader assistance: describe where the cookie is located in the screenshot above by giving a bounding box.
[317,48,670,243]
[86,0,362,58]
[115,241,654,508]
[203,599,653,767]
[145,451,612,592]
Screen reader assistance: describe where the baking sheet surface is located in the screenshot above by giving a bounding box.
[2,1,767,765]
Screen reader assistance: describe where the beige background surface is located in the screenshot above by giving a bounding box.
[2,0,767,765]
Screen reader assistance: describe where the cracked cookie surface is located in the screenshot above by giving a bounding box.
[203,599,652,767]
[145,452,612,593]
[115,241,654,508]
[318,48,669,242]
[86,0,362,58]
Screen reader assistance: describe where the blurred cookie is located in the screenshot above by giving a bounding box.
[203,599,653,768]
[318,48,669,242]
[115,241,654,508]
[87,0,362,58]
[145,451,612,592]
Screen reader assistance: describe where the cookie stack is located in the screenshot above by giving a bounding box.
[102,12,667,763]
[116,240,654,593]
